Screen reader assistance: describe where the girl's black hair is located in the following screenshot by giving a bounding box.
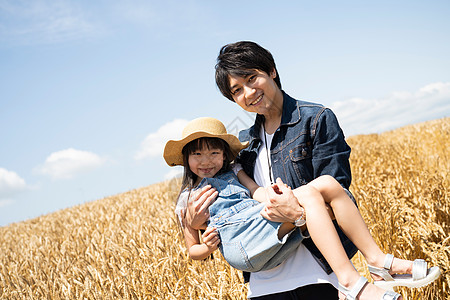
[215,41,282,102]
[179,137,234,193]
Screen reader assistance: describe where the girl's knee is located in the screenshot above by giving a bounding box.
[318,175,339,187]
[296,185,325,208]
[314,175,342,193]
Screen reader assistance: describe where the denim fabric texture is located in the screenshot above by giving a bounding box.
[197,171,303,272]
[236,91,358,275]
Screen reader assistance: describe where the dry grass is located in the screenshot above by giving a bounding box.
[348,117,449,300]
[0,117,448,299]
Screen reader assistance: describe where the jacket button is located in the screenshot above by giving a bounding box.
[302,149,307,157]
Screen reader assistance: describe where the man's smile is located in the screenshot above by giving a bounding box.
[249,94,263,106]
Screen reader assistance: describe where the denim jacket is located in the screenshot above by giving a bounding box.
[236,91,358,275]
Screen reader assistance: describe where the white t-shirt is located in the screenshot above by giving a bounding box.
[246,127,338,298]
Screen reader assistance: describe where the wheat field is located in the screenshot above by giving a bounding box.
[0,118,448,299]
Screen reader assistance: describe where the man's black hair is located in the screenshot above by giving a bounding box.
[215,41,282,101]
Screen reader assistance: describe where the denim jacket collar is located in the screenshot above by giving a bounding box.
[280,90,301,127]
[248,91,300,140]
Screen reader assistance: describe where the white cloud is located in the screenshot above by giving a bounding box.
[330,82,450,136]
[36,148,106,179]
[112,0,208,30]
[0,0,102,45]
[135,119,189,160]
[0,198,14,208]
[113,0,161,27]
[164,167,183,181]
[0,168,27,199]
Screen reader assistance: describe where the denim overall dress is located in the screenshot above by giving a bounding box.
[197,171,304,272]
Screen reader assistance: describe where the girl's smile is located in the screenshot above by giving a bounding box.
[197,167,214,175]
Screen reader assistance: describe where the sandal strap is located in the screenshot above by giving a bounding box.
[339,277,368,300]
[368,254,395,281]
[412,259,427,280]
[383,253,394,270]
[382,290,402,300]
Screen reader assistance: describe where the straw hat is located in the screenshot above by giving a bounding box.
[163,117,249,166]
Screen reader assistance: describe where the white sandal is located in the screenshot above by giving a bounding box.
[338,276,401,300]
[368,254,441,290]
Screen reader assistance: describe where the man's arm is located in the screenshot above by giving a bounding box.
[259,178,304,223]
[260,178,335,222]
[311,108,352,189]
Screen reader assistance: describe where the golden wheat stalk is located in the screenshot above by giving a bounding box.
[0,118,448,299]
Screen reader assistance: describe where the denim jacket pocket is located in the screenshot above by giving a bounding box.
[219,183,244,198]
[288,143,313,184]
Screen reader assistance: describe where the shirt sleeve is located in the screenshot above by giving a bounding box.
[231,162,243,176]
[174,190,189,225]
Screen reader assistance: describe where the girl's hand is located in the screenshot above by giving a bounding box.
[202,227,220,252]
[186,185,218,230]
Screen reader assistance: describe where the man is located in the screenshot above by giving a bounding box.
[188,41,357,299]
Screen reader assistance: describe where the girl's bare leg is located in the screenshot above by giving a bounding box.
[307,175,413,278]
[293,185,395,299]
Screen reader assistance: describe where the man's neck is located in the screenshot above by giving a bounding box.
[263,89,283,134]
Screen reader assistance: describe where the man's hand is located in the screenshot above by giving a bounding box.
[185,185,218,230]
[260,178,303,223]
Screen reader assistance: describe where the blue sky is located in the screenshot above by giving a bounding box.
[1,0,449,226]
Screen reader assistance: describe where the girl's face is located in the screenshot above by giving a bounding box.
[188,146,224,182]
[228,69,282,115]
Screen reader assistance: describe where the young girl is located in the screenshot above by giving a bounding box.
[164,117,440,300]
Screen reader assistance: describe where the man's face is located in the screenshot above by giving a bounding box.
[228,69,281,115]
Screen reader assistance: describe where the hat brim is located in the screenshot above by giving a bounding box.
[163,131,249,166]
